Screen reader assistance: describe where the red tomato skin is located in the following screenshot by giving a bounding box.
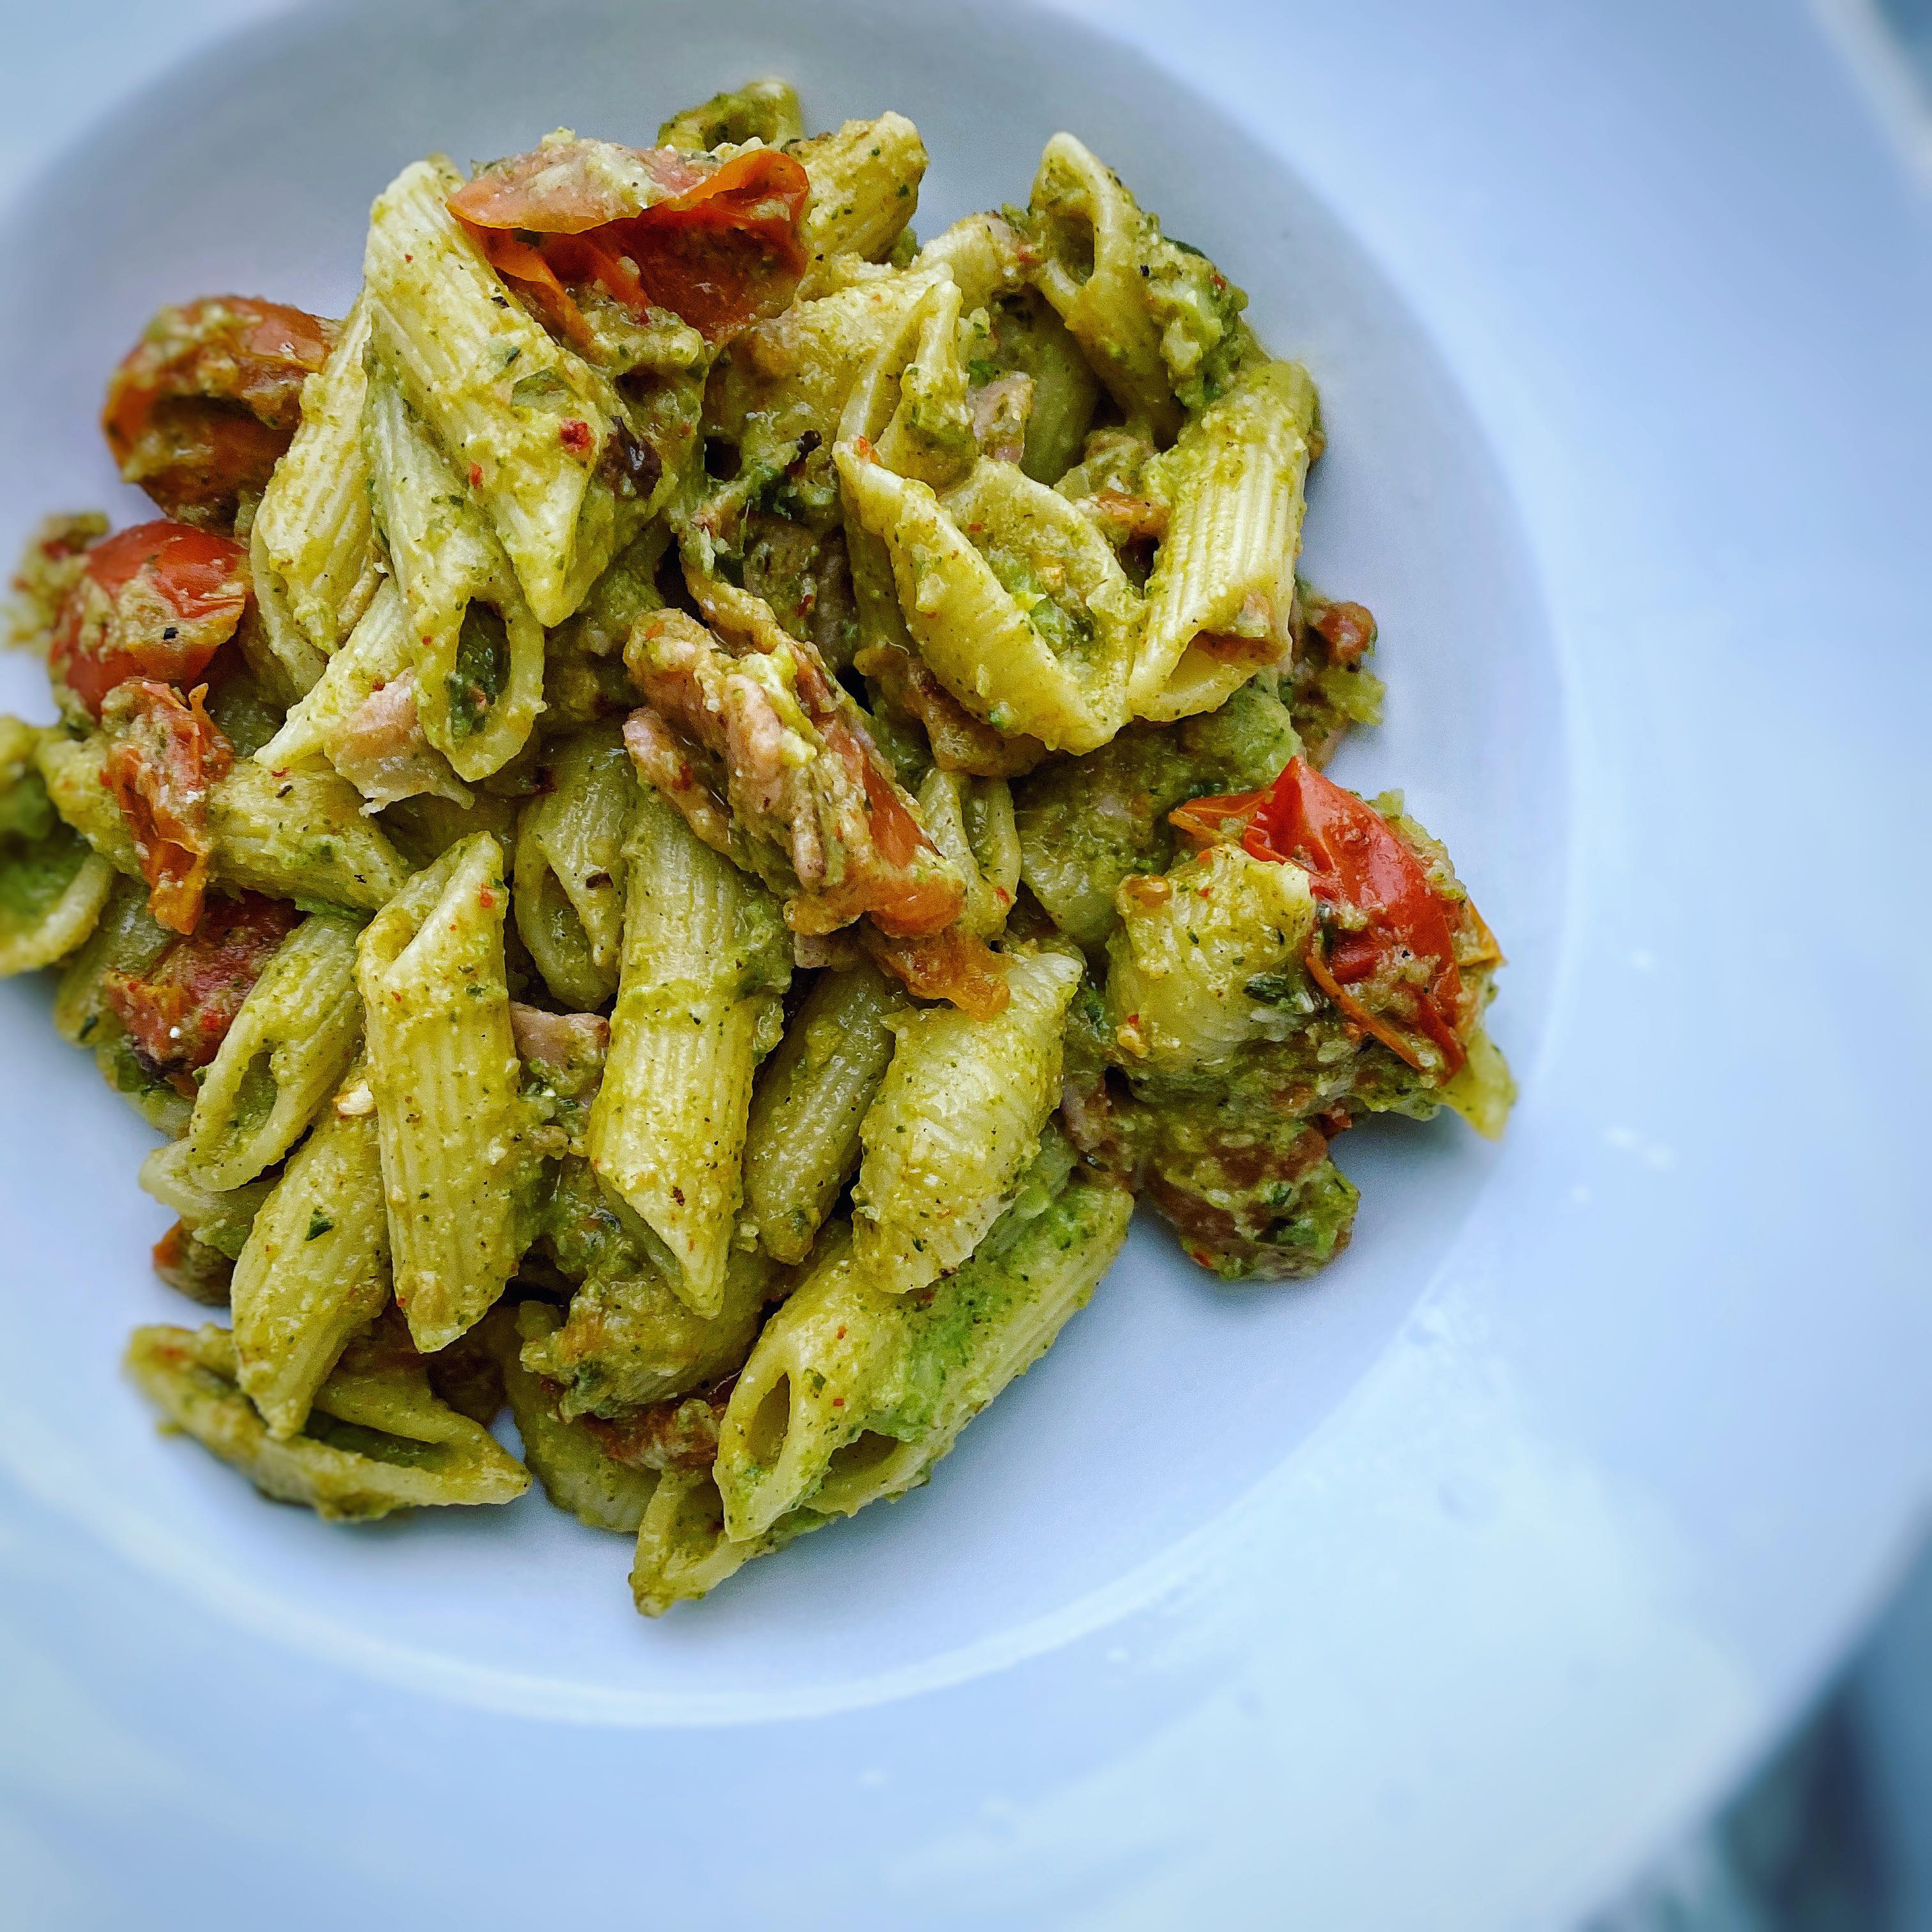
[49,521,249,718]
[102,296,334,525]
[100,677,235,935]
[1174,757,1469,1070]
[452,145,809,345]
[105,891,297,1077]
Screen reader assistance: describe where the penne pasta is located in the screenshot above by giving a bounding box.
[793,112,928,268]
[362,157,627,627]
[1130,358,1319,720]
[853,946,1082,1295]
[229,1058,392,1437]
[836,441,1139,753]
[512,720,636,1009]
[252,291,384,663]
[1026,134,1253,440]
[586,781,790,1317]
[716,1149,1132,1542]
[741,960,908,1264]
[357,832,531,1351]
[126,1320,528,1519]
[254,579,470,809]
[180,909,365,1189]
[139,1137,276,1261]
[0,716,113,976]
[362,360,547,779]
[38,732,413,912]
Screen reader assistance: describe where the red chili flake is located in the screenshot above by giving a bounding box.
[478,886,496,910]
[831,1396,845,1408]
[558,418,594,455]
[467,462,484,488]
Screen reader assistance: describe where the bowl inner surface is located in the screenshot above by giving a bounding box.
[0,0,1566,1717]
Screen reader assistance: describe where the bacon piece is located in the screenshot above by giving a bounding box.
[1305,595,1377,669]
[101,678,234,933]
[104,891,297,1082]
[969,372,1035,465]
[327,671,467,809]
[509,1002,610,1069]
[624,606,963,939]
[102,298,335,527]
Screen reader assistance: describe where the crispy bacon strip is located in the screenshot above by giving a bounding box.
[101,678,234,933]
[450,140,809,346]
[103,297,335,527]
[103,891,296,1082]
[625,606,963,939]
[328,671,470,809]
[508,1002,610,1068]
[50,520,249,719]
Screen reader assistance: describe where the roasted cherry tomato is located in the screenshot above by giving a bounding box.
[450,141,809,346]
[105,890,296,1081]
[102,296,335,526]
[49,520,249,719]
[101,678,235,934]
[1172,756,1467,1071]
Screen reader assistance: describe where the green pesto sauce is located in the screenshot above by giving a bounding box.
[447,605,510,739]
[979,541,1096,662]
[0,810,86,926]
[1015,682,1300,947]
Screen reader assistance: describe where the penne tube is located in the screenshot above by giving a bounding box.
[852,946,1082,1295]
[126,1321,527,1519]
[229,1058,391,1437]
[40,731,413,914]
[362,360,546,779]
[1130,358,1318,721]
[253,291,384,663]
[716,1151,1132,1542]
[741,960,908,1265]
[512,720,636,1009]
[0,717,112,976]
[362,157,628,627]
[586,783,790,1317]
[357,832,530,1351]
[793,112,928,268]
[181,909,365,1190]
[836,442,1138,754]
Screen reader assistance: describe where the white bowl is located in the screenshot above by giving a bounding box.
[1,1,1926,1925]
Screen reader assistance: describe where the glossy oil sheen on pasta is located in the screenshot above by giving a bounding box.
[0,79,1512,1613]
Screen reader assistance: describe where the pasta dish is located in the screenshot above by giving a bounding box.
[0,80,1511,1612]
